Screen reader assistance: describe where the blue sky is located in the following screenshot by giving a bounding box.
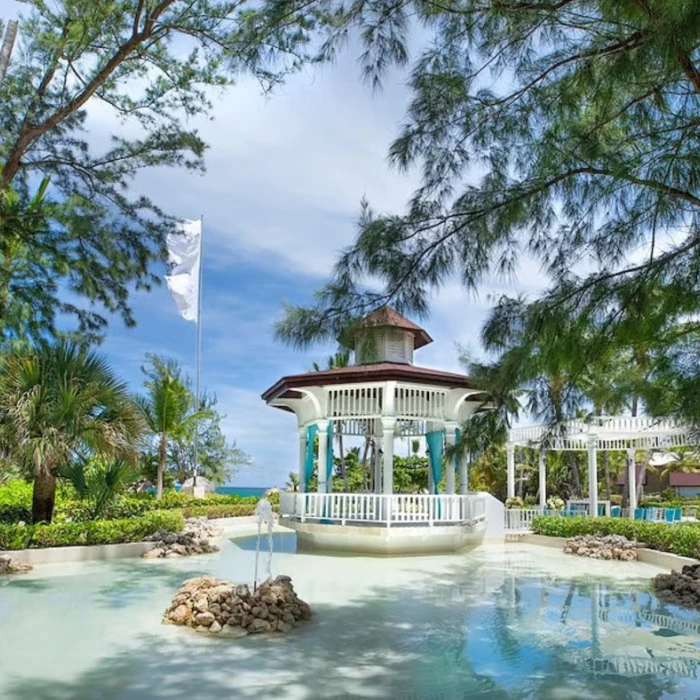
[2,2,548,486]
[95,48,547,487]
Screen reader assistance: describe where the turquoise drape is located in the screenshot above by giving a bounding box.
[305,424,317,485]
[426,430,445,495]
[326,421,334,482]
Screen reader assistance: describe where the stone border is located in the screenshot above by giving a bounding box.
[2,516,279,568]
[520,533,700,571]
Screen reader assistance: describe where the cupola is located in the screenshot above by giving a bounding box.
[343,306,433,365]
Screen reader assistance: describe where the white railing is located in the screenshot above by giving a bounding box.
[504,508,543,532]
[279,492,487,528]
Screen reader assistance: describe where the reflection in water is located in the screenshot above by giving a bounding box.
[1,544,700,699]
[232,532,298,554]
[404,567,700,699]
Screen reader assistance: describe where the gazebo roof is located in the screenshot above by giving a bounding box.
[261,362,483,404]
[343,306,433,350]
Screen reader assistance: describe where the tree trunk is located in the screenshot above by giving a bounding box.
[360,434,371,491]
[338,431,349,491]
[602,451,611,501]
[157,434,167,500]
[636,449,653,505]
[569,452,582,498]
[517,466,524,499]
[32,469,57,524]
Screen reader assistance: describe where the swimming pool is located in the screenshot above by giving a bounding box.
[0,538,698,699]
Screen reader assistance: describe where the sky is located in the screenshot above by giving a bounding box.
[2,2,549,487]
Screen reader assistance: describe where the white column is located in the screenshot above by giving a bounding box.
[298,427,307,493]
[588,435,598,517]
[628,448,637,517]
[316,420,329,494]
[445,423,458,495]
[538,449,546,508]
[382,418,395,494]
[506,442,515,498]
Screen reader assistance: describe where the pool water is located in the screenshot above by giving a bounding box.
[0,539,698,699]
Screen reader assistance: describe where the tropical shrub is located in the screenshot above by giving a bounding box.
[180,504,264,520]
[505,496,525,509]
[531,516,700,559]
[0,480,33,524]
[546,496,565,511]
[0,510,183,550]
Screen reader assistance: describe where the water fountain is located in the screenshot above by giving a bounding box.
[253,498,274,592]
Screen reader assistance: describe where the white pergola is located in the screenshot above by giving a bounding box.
[507,416,696,517]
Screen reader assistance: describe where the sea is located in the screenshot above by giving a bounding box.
[215,486,269,498]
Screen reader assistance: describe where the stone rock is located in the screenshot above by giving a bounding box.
[163,574,312,636]
[194,611,215,627]
[563,535,639,561]
[169,605,191,624]
[248,618,272,633]
[653,565,700,609]
[0,555,32,575]
[142,518,223,559]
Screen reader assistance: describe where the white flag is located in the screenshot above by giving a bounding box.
[165,219,202,322]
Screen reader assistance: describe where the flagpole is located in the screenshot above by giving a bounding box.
[193,214,204,488]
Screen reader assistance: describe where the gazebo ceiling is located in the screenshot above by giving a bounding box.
[261,362,484,405]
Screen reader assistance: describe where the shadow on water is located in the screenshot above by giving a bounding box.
[4,553,700,700]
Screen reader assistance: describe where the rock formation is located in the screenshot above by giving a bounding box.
[164,574,312,635]
[563,534,639,561]
[143,517,221,559]
[653,564,700,609]
[0,554,32,575]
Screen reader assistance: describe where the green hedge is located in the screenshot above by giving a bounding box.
[180,502,279,520]
[0,480,274,524]
[0,510,183,551]
[531,516,700,559]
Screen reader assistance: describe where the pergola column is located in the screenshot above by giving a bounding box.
[588,434,598,517]
[627,447,637,517]
[382,418,395,495]
[445,422,458,495]
[506,442,515,499]
[298,427,307,493]
[316,419,329,494]
[538,449,546,509]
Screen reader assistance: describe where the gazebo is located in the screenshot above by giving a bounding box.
[507,417,695,519]
[262,307,501,553]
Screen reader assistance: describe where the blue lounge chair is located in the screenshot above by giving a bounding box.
[634,508,645,520]
[611,506,621,518]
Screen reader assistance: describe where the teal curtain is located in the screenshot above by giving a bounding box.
[326,421,334,482]
[426,430,445,494]
[305,424,317,485]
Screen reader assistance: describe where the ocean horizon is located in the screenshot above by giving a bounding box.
[216,486,270,498]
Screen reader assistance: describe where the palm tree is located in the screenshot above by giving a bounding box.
[0,341,143,523]
[136,355,208,500]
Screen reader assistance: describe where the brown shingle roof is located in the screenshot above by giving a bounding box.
[669,472,700,486]
[346,306,433,350]
[261,362,485,404]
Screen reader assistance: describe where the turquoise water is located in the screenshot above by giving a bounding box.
[0,540,699,699]
[216,486,269,498]
[172,485,269,497]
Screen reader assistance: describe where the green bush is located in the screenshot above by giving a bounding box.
[0,479,272,524]
[0,480,32,524]
[180,503,269,520]
[0,509,183,550]
[531,515,700,559]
